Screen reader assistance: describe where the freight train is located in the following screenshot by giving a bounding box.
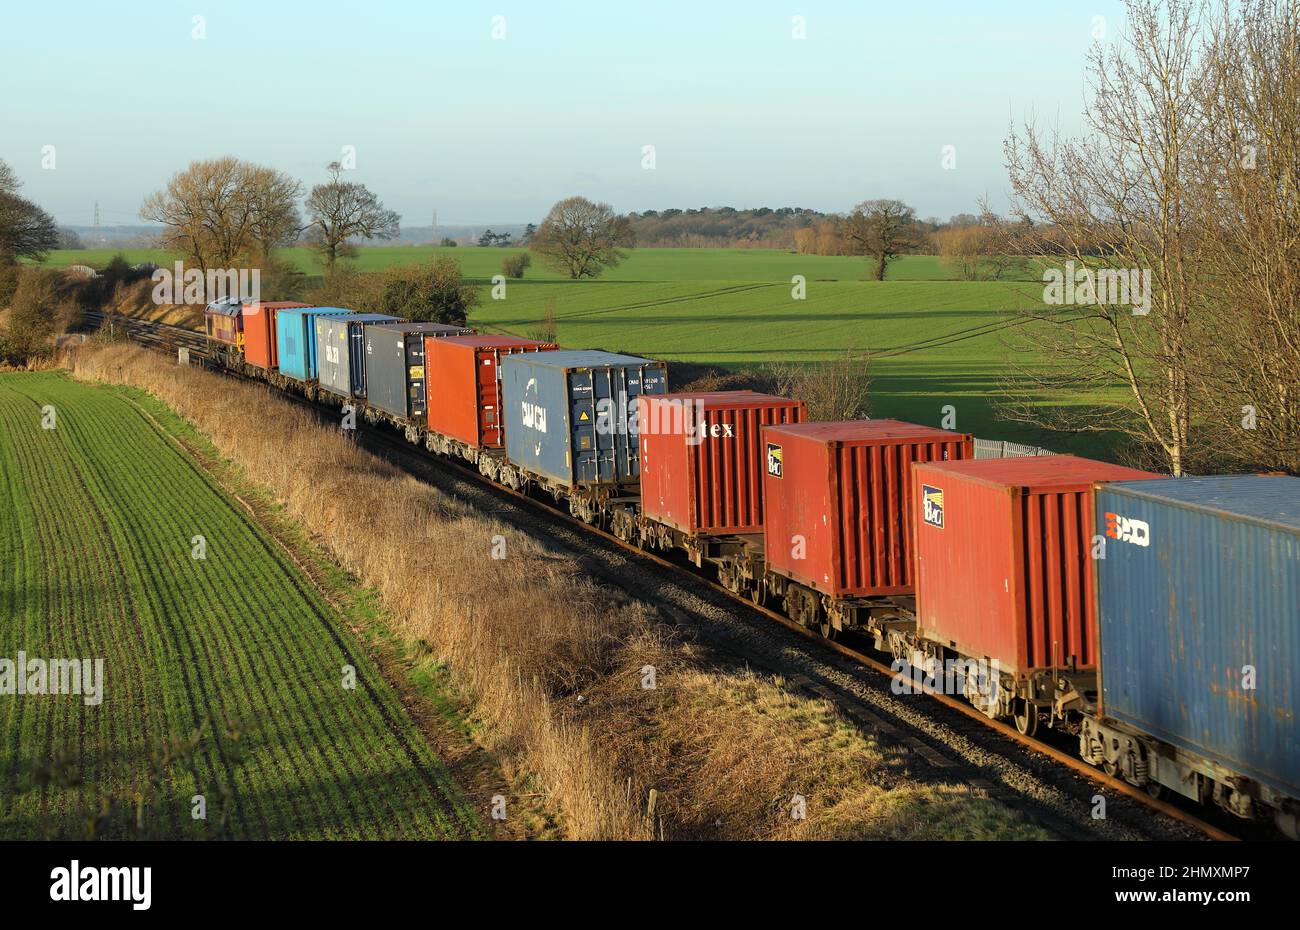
[203,298,1300,838]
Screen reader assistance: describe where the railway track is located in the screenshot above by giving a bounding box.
[84,314,1249,841]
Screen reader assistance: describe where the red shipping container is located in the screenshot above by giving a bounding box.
[425,335,558,447]
[763,420,972,597]
[243,301,314,370]
[912,455,1160,675]
[638,392,805,536]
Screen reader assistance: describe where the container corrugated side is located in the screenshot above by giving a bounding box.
[1095,476,1300,799]
[638,392,805,536]
[243,302,313,370]
[501,350,668,487]
[426,336,558,447]
[315,314,402,398]
[912,455,1160,676]
[363,322,474,419]
[763,420,972,597]
[275,307,353,382]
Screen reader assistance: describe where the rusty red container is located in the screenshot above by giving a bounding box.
[912,455,1160,676]
[638,392,805,536]
[763,420,973,597]
[425,335,558,448]
[243,301,314,370]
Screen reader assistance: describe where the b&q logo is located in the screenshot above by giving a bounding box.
[1105,512,1150,547]
[766,443,783,478]
[922,485,945,528]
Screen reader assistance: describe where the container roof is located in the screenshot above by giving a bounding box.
[434,334,551,348]
[504,349,663,368]
[766,418,968,444]
[320,313,404,324]
[367,321,474,334]
[918,454,1160,489]
[277,306,354,317]
[1105,475,1300,530]
[243,301,314,311]
[649,390,800,407]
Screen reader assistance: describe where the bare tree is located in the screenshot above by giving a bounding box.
[841,199,922,280]
[529,196,634,278]
[935,215,1028,280]
[994,0,1210,474]
[141,157,302,273]
[244,167,304,260]
[0,193,59,263]
[0,159,19,196]
[1188,0,1300,473]
[767,349,873,421]
[0,159,58,264]
[303,162,400,274]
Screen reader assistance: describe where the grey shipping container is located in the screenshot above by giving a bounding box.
[315,314,403,398]
[1094,475,1300,802]
[364,322,474,420]
[501,349,667,487]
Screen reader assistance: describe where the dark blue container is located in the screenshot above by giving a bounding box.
[314,313,403,399]
[275,307,353,382]
[364,322,475,420]
[1095,476,1300,800]
[501,349,667,487]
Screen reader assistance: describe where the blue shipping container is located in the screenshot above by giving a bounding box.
[275,307,354,382]
[315,313,403,398]
[1095,476,1300,799]
[501,349,667,487]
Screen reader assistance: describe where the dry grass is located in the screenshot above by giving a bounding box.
[105,279,204,328]
[67,342,1049,841]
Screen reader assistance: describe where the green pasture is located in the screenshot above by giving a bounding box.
[39,246,1109,450]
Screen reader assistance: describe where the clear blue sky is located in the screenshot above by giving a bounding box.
[0,0,1127,227]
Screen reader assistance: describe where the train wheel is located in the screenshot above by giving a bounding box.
[1102,760,1119,778]
[1145,782,1165,801]
[749,584,766,608]
[1012,700,1038,737]
[818,618,839,641]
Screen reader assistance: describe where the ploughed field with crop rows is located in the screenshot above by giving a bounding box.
[0,372,479,839]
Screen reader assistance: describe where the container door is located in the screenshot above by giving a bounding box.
[281,318,300,376]
[267,308,280,368]
[405,334,427,417]
[304,314,317,379]
[568,369,599,482]
[615,363,660,481]
[348,322,366,395]
[477,349,501,446]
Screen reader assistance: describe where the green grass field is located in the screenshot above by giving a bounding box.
[42,245,1102,450]
[42,245,962,281]
[0,371,482,839]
